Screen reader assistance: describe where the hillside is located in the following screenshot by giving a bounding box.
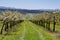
[0,6,60,14]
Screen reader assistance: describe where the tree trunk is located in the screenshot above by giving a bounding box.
[10,21,12,28]
[48,21,50,30]
[5,22,8,31]
[53,16,56,32]
[53,22,56,32]
[0,22,5,34]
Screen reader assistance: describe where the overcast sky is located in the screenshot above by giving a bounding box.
[0,0,60,9]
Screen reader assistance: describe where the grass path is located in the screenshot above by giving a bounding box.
[28,21,58,40]
[20,24,26,40]
[31,26,45,40]
[0,21,59,40]
[27,21,45,40]
[24,21,40,40]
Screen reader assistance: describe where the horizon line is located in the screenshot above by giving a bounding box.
[0,6,60,10]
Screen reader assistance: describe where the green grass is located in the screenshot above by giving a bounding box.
[0,21,59,40]
[0,22,24,40]
[28,21,57,40]
[24,21,40,40]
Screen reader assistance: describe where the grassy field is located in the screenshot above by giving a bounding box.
[0,21,59,40]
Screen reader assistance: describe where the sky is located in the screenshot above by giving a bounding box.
[0,0,60,9]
